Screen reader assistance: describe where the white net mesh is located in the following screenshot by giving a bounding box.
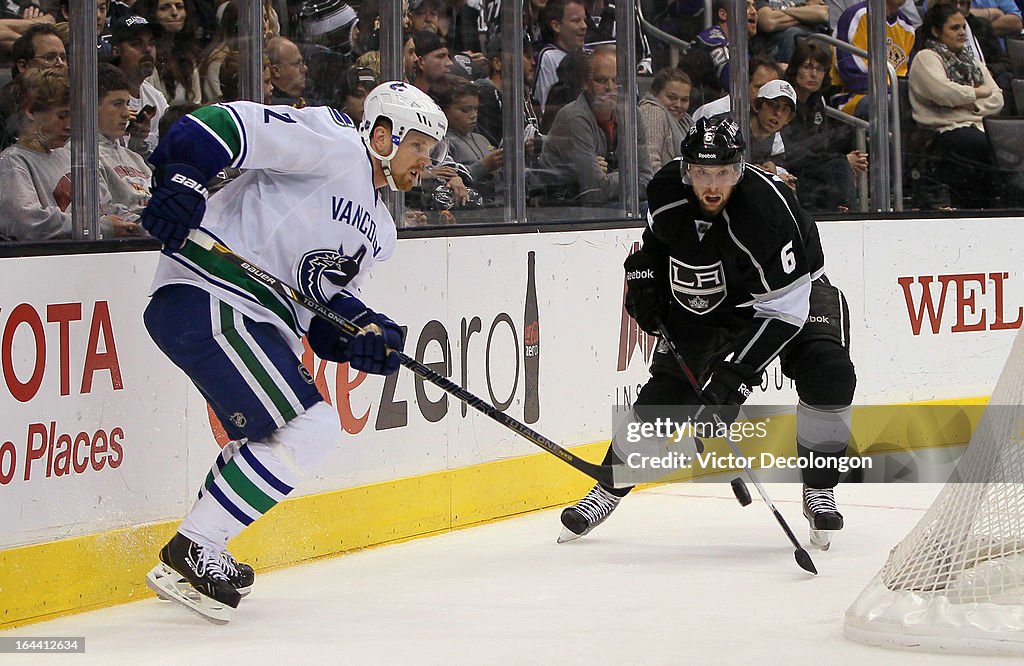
[845,329,1024,655]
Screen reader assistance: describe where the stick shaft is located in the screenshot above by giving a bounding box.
[655,323,813,555]
[188,229,614,486]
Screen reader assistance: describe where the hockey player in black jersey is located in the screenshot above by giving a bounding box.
[559,116,856,549]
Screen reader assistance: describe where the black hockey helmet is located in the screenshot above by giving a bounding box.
[680,116,745,166]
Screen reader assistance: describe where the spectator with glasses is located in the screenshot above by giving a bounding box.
[782,39,866,211]
[266,36,308,107]
[0,22,65,151]
[539,45,653,206]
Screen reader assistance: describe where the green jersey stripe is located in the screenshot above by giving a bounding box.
[191,105,242,159]
[180,239,299,334]
[219,459,277,515]
[218,302,299,423]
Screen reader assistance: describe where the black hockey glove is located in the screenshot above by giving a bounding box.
[307,294,406,375]
[141,163,209,252]
[703,360,758,406]
[700,361,758,428]
[623,250,664,334]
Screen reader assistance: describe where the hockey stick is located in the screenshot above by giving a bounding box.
[655,323,818,575]
[185,229,617,487]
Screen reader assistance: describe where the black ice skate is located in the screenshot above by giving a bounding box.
[145,533,241,623]
[219,550,255,596]
[156,549,254,599]
[558,484,622,543]
[802,485,844,551]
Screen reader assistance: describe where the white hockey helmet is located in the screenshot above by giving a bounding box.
[358,81,449,190]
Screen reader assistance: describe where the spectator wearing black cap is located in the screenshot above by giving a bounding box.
[333,66,377,125]
[110,14,167,158]
[410,29,452,96]
[0,22,65,151]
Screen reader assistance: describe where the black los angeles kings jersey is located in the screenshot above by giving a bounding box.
[641,160,826,378]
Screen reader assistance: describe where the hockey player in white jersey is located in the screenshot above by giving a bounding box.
[139,82,448,623]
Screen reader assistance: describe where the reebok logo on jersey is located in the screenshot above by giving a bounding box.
[669,257,726,315]
[807,315,830,324]
[626,268,655,281]
[738,383,752,398]
[170,173,209,198]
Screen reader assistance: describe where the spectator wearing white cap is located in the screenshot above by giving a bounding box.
[750,78,797,189]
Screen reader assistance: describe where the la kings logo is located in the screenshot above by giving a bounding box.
[669,257,726,315]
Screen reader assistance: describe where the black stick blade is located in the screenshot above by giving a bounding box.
[795,547,818,575]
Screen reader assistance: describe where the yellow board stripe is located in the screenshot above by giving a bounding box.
[0,400,987,629]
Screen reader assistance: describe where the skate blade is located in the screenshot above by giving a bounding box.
[145,563,233,624]
[156,576,252,599]
[557,526,586,543]
[809,529,836,551]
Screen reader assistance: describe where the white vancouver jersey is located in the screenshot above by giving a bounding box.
[150,102,397,354]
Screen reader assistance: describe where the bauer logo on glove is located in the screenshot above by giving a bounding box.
[169,172,209,198]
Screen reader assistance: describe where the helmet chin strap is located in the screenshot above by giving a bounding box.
[381,158,400,191]
[365,138,401,191]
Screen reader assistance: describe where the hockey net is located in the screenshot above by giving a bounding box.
[845,329,1024,655]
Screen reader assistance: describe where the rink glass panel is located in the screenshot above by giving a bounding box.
[1,2,1022,249]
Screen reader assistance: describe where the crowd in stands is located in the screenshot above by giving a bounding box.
[0,0,1020,240]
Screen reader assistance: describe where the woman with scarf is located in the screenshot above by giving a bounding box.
[638,67,694,173]
[908,2,1004,209]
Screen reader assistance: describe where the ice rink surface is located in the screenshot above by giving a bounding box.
[6,483,990,665]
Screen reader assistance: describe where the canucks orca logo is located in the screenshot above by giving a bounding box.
[296,245,367,304]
